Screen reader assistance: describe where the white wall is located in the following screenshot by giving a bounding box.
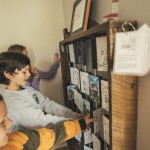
[0,0,65,105]
[63,0,150,149]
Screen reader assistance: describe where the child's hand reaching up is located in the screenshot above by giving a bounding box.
[54,53,59,64]
[31,66,39,79]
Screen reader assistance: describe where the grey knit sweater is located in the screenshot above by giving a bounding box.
[3,86,75,131]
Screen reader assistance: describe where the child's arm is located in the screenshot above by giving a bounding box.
[7,98,69,129]
[38,63,59,80]
[26,77,40,91]
[26,64,59,91]
[25,66,40,91]
[4,86,77,130]
[29,77,40,91]
[35,90,77,119]
[3,117,94,150]
[38,53,60,80]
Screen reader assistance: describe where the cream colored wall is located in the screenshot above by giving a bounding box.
[119,1,150,150]
[90,0,111,24]
[62,0,112,27]
[63,0,150,149]
[0,0,65,105]
[62,0,75,31]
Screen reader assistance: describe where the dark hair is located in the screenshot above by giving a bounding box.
[0,94,3,101]
[0,52,30,85]
[7,44,26,53]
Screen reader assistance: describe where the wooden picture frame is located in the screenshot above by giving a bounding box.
[70,0,91,33]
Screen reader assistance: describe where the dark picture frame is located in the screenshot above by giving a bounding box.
[70,0,91,33]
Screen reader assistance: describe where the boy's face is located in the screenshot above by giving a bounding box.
[6,65,31,88]
[0,101,12,147]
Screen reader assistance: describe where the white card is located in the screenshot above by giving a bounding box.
[93,108,101,134]
[96,36,108,71]
[75,132,82,142]
[69,44,75,62]
[93,134,101,150]
[101,80,109,112]
[70,67,80,89]
[74,90,83,112]
[103,116,109,144]
[80,71,89,95]
[84,145,93,150]
[84,129,93,144]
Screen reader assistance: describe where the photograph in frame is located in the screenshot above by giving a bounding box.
[70,0,91,33]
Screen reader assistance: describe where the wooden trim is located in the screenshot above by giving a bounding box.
[83,0,91,32]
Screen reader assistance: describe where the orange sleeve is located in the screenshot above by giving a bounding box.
[63,120,81,140]
[1,120,82,150]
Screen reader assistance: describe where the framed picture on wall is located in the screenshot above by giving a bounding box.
[70,0,91,33]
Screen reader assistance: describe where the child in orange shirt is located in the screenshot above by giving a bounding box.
[0,94,95,150]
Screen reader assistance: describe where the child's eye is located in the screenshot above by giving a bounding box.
[0,120,5,126]
[21,70,27,74]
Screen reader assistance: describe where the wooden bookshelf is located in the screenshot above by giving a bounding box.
[59,20,138,150]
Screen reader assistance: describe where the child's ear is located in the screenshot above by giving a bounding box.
[4,71,13,80]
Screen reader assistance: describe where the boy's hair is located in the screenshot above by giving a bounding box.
[7,44,26,53]
[0,94,3,101]
[0,52,30,85]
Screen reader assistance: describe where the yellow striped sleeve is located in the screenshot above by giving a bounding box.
[64,120,81,140]
[1,120,82,150]
[5,131,29,150]
[37,128,55,150]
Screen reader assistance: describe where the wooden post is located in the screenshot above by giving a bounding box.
[111,74,138,150]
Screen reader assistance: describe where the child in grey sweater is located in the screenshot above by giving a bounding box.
[0,52,81,132]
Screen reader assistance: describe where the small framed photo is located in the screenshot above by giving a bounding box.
[70,0,91,33]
